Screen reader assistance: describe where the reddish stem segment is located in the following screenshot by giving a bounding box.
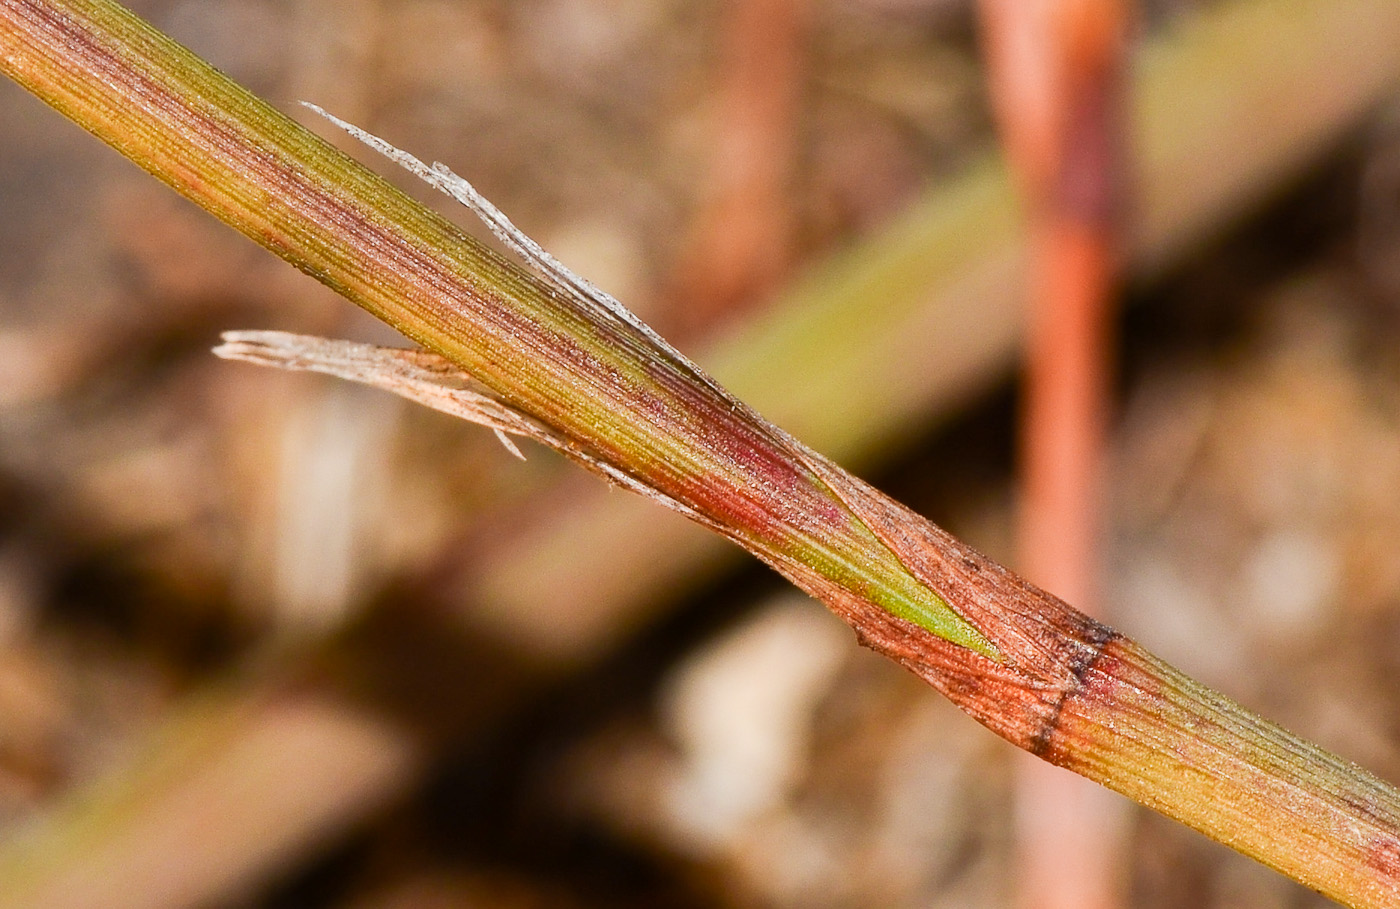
[799,467,1400,906]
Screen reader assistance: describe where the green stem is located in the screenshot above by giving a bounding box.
[1,1,1398,904]
[0,0,991,656]
[1060,638,1400,905]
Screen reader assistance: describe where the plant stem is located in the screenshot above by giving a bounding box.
[1060,638,1400,905]
[1,0,1399,903]
[0,0,1000,658]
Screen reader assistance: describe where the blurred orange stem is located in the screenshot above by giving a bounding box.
[670,0,809,335]
[978,0,1129,907]
[981,0,1126,610]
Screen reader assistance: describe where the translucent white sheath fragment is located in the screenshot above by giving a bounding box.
[300,104,716,384]
[213,330,709,521]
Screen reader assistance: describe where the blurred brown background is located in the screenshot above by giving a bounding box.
[1,0,1400,906]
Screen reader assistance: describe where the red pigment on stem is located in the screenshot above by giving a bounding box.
[1368,837,1400,879]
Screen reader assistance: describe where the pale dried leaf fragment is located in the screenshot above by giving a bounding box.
[213,330,707,521]
[300,104,717,390]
